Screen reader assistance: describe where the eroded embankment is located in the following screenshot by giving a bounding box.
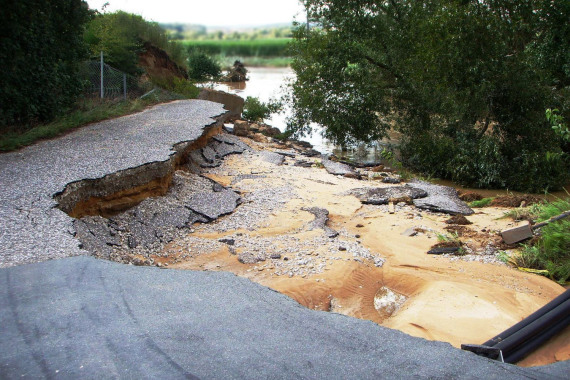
[56,129,249,265]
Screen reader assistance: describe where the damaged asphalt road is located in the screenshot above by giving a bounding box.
[0,100,227,267]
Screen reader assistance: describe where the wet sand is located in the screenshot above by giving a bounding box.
[166,137,569,367]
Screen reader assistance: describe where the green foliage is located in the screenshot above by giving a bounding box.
[150,76,199,99]
[287,0,570,192]
[184,39,291,58]
[187,51,221,81]
[547,109,570,142]
[164,24,293,41]
[85,11,188,75]
[0,0,92,128]
[469,198,494,208]
[516,199,570,284]
[242,97,282,123]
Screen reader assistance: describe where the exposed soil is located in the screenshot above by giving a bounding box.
[158,134,568,367]
[490,195,545,208]
[445,215,473,225]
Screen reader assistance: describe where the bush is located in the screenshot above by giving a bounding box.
[0,0,92,128]
[187,51,221,81]
[242,97,282,122]
[150,75,199,99]
[400,131,569,193]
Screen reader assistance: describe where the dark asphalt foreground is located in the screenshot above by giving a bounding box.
[0,100,226,267]
[1,257,568,380]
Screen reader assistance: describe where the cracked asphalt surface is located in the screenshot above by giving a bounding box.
[0,100,568,378]
[0,100,226,267]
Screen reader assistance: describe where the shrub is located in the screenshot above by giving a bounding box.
[150,75,199,99]
[187,51,221,81]
[242,97,282,123]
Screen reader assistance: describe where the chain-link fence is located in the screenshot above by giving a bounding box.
[80,59,154,100]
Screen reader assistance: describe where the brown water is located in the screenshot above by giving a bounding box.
[205,67,384,160]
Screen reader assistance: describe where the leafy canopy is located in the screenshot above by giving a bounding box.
[0,0,92,128]
[287,0,570,192]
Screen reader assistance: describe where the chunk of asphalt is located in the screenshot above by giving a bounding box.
[350,186,427,205]
[184,189,241,220]
[257,151,285,165]
[321,158,358,177]
[201,145,219,164]
[408,180,474,215]
[73,217,116,258]
[211,140,244,158]
[274,150,296,158]
[303,207,339,238]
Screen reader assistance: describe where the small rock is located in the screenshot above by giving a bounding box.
[233,120,250,137]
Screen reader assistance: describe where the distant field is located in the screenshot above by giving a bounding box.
[183,38,292,57]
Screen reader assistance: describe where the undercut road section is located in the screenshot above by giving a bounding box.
[0,100,227,267]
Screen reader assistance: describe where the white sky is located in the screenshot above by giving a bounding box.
[86,0,306,27]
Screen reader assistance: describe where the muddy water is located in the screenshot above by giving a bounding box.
[207,67,383,160]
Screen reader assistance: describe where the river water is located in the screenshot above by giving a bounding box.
[206,67,385,163]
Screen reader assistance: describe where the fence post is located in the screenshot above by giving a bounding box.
[123,73,127,100]
[100,51,104,99]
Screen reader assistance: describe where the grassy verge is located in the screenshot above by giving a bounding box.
[0,90,183,152]
[508,198,570,285]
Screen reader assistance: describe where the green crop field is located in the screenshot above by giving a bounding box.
[183,38,292,57]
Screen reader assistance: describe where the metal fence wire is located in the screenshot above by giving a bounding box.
[80,60,154,100]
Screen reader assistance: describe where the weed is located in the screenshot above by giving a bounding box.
[512,198,570,285]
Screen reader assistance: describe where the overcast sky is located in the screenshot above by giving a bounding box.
[86,0,306,27]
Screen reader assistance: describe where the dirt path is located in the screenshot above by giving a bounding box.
[164,137,568,367]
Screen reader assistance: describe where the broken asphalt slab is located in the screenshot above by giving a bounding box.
[408,180,474,215]
[0,256,568,379]
[0,100,227,267]
[321,157,359,177]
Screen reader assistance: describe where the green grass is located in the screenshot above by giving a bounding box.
[216,55,292,68]
[469,197,494,208]
[0,90,183,152]
[183,38,292,58]
[512,198,570,285]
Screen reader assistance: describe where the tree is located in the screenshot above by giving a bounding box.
[0,0,92,128]
[287,0,569,192]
